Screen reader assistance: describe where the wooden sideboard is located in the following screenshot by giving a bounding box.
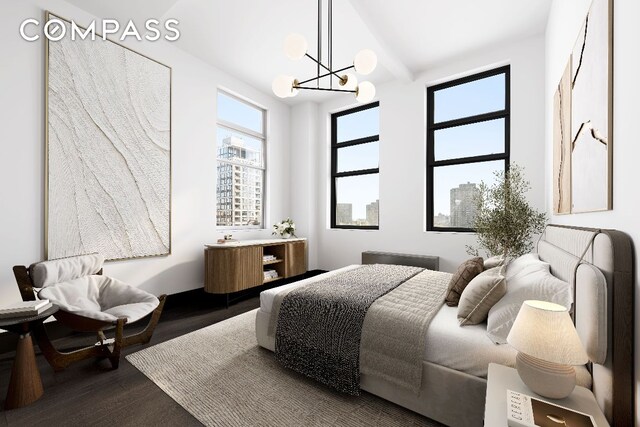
[204,238,307,302]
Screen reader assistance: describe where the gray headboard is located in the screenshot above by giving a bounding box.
[537,224,634,426]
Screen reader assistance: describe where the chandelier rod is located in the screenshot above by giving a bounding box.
[296,65,354,86]
[329,0,333,89]
[294,86,356,93]
[304,53,350,81]
[317,0,322,88]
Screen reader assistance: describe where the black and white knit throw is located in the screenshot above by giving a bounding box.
[274,264,424,395]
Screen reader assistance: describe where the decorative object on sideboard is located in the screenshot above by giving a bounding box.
[272,218,296,239]
[467,163,547,260]
[46,12,171,260]
[507,300,589,399]
[553,0,612,214]
[272,0,376,103]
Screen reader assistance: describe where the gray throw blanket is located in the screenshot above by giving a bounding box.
[360,269,452,393]
[275,264,423,395]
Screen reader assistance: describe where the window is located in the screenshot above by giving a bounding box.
[427,66,510,232]
[216,91,266,228]
[331,102,380,229]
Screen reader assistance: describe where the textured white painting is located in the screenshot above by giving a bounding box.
[570,0,612,212]
[47,15,171,260]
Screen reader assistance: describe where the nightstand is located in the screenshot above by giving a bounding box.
[484,363,609,426]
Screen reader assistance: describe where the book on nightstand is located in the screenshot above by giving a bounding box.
[507,390,596,427]
[0,300,53,319]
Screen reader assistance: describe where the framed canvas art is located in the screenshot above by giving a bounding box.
[46,12,172,260]
[552,0,612,214]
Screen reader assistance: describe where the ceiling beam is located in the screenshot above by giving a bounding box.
[347,0,414,83]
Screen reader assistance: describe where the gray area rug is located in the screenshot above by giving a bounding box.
[126,309,442,427]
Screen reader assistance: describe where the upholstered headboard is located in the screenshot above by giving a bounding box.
[537,224,634,426]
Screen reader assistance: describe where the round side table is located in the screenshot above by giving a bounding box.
[0,305,58,410]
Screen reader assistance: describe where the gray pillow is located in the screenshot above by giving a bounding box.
[457,267,507,326]
[487,264,572,344]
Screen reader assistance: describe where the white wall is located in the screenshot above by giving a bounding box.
[291,35,546,274]
[0,0,291,304]
[545,0,640,423]
[289,102,319,269]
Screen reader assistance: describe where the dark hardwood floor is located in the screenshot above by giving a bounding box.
[0,292,260,427]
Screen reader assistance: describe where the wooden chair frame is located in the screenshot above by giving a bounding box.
[13,265,166,371]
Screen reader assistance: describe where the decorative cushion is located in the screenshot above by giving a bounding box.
[487,260,572,344]
[445,257,484,306]
[30,254,104,288]
[457,266,507,326]
[38,275,159,324]
[504,253,542,279]
[484,255,506,270]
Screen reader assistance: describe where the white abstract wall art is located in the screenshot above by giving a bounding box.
[46,13,171,260]
[552,0,612,214]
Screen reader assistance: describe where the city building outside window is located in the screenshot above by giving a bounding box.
[216,90,266,228]
[426,66,510,232]
[330,102,380,229]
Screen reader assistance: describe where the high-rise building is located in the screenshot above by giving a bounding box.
[433,213,451,227]
[450,182,479,228]
[336,203,353,225]
[216,136,263,227]
[366,199,379,226]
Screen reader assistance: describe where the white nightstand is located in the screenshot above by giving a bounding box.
[484,363,609,426]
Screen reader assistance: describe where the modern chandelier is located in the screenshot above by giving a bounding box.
[272,0,377,103]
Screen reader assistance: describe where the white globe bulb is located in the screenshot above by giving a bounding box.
[283,33,308,61]
[272,75,296,98]
[356,81,376,103]
[339,73,358,91]
[353,49,377,75]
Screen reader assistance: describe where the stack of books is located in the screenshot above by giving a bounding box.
[0,300,53,320]
[263,269,279,280]
[263,254,277,263]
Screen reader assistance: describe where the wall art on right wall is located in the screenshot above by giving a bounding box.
[553,0,612,214]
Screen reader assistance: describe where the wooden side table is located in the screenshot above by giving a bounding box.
[484,363,609,426]
[0,305,58,409]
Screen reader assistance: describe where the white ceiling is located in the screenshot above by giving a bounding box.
[63,0,553,105]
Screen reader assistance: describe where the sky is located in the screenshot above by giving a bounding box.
[217,72,506,223]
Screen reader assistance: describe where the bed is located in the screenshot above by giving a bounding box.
[255,225,634,426]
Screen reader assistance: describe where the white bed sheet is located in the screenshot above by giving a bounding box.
[259,267,591,386]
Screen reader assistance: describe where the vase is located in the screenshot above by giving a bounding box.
[281,233,291,239]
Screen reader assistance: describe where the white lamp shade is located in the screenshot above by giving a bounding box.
[339,73,358,91]
[355,81,375,103]
[507,300,589,366]
[283,33,308,61]
[272,75,297,98]
[353,49,377,75]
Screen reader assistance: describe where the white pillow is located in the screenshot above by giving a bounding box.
[487,259,572,344]
[504,253,543,279]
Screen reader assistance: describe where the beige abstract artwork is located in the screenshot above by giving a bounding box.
[552,0,612,214]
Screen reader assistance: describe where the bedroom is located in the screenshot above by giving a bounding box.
[0,0,637,426]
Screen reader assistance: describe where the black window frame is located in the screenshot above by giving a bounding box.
[330,101,380,230]
[426,65,510,232]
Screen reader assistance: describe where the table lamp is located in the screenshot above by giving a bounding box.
[507,300,589,399]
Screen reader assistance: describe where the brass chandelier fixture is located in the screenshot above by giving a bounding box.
[272,0,377,103]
